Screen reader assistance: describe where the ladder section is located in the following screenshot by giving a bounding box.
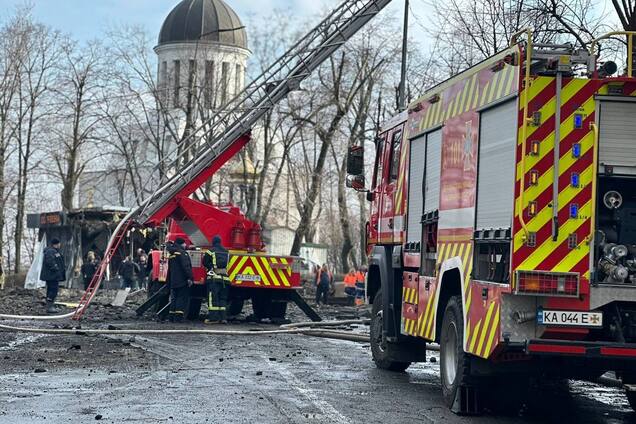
[136,0,393,224]
[72,219,132,320]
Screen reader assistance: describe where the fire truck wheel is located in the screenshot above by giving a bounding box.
[440,295,473,408]
[623,372,636,411]
[186,298,202,320]
[370,291,411,372]
[228,299,244,316]
[251,293,288,319]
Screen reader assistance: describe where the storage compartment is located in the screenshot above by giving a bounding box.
[475,99,517,230]
[599,101,636,176]
[595,176,636,284]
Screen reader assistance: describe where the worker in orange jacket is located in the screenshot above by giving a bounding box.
[354,267,366,306]
[343,269,357,299]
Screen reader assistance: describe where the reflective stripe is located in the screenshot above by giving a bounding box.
[208,306,226,311]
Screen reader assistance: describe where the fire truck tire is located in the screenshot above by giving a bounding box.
[228,299,244,316]
[186,298,202,321]
[370,291,411,372]
[251,293,288,320]
[269,301,288,319]
[440,295,474,408]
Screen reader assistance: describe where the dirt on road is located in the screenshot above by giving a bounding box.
[1,287,635,423]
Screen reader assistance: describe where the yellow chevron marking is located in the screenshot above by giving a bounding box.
[476,302,496,355]
[553,236,591,273]
[513,149,594,253]
[275,267,291,287]
[464,75,478,113]
[421,292,436,339]
[229,255,249,280]
[483,306,501,357]
[437,243,448,263]
[472,76,482,109]
[228,255,238,268]
[464,254,474,292]
[250,257,270,286]
[469,320,482,353]
[448,243,460,259]
[518,200,592,270]
[486,71,501,104]
[515,81,592,201]
[515,91,594,184]
[260,257,281,287]
[424,291,438,338]
[464,286,472,316]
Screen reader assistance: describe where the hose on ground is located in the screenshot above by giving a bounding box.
[280,319,370,329]
[0,312,75,320]
[0,322,369,343]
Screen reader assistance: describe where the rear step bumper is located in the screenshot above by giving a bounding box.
[527,339,636,358]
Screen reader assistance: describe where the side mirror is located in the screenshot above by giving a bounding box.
[346,174,366,191]
[347,145,364,176]
[366,191,375,202]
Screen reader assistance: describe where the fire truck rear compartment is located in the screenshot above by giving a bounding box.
[594,99,636,286]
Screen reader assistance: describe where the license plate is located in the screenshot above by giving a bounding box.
[236,274,261,282]
[537,309,603,327]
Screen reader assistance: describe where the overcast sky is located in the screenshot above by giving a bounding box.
[1,0,619,48]
[0,0,437,44]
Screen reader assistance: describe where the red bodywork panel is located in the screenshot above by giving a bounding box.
[144,133,251,227]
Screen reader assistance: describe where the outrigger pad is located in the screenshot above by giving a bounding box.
[135,285,169,316]
[451,384,482,415]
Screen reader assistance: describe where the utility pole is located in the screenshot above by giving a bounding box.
[398,0,409,111]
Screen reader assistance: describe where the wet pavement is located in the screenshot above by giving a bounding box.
[1,324,636,423]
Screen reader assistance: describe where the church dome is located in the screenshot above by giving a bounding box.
[158,0,248,49]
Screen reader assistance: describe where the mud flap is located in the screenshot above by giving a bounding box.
[451,384,482,415]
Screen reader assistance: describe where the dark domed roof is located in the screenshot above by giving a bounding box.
[158,0,248,49]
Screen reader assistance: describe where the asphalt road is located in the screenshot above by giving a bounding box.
[0,327,635,423]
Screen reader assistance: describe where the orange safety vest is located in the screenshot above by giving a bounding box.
[355,271,365,283]
[344,273,357,287]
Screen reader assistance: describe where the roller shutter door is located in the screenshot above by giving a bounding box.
[406,135,426,243]
[476,99,517,229]
[424,129,442,213]
[599,101,636,175]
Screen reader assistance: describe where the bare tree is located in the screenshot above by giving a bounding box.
[13,19,62,272]
[51,40,103,211]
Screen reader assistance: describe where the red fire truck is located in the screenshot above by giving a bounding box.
[348,31,636,413]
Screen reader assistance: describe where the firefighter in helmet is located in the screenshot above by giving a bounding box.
[167,238,194,322]
[203,235,230,324]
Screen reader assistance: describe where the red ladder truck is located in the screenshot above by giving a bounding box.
[74,0,394,321]
[348,30,636,413]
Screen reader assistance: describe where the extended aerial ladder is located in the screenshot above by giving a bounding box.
[73,0,394,319]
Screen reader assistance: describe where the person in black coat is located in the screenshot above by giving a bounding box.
[168,238,194,322]
[203,235,230,324]
[39,238,66,314]
[119,256,140,290]
[80,251,99,290]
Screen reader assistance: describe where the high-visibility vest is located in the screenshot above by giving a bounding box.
[355,271,365,283]
[343,274,357,287]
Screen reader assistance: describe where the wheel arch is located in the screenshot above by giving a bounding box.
[432,258,465,344]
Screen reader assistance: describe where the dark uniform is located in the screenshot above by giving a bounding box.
[81,259,98,290]
[203,235,230,323]
[168,239,194,322]
[39,240,66,313]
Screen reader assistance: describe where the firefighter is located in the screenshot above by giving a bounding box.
[203,235,230,324]
[168,238,194,323]
[39,238,66,314]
